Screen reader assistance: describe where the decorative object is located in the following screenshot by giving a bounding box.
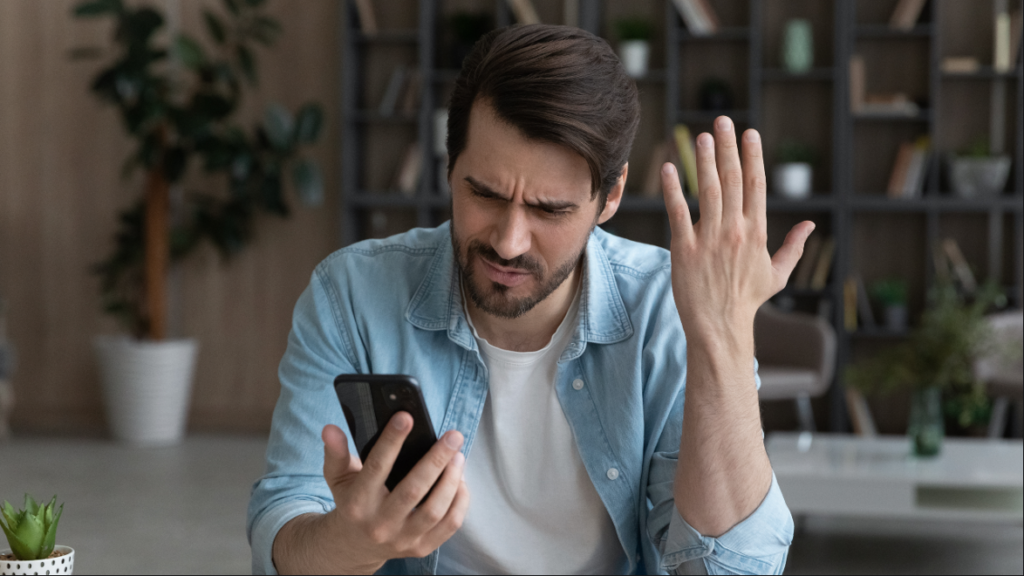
[698,77,734,112]
[773,140,818,199]
[846,281,1008,456]
[614,17,653,79]
[782,19,814,74]
[908,387,944,456]
[72,0,324,445]
[0,495,73,575]
[948,137,1012,199]
[870,279,909,332]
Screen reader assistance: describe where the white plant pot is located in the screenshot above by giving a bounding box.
[619,40,650,79]
[94,336,198,446]
[1,546,74,575]
[948,155,1012,198]
[774,163,813,199]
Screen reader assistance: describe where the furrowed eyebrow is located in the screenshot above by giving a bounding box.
[464,176,579,212]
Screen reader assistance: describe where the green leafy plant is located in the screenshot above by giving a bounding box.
[777,140,819,166]
[0,495,63,561]
[870,278,909,307]
[958,136,991,158]
[72,0,324,340]
[846,280,1008,430]
[614,17,654,42]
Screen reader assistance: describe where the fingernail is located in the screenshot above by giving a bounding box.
[698,133,713,148]
[662,163,676,176]
[391,413,410,431]
[444,432,464,449]
[745,130,760,143]
[453,452,466,468]
[718,117,732,131]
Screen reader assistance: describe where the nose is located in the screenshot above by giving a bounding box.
[490,205,532,262]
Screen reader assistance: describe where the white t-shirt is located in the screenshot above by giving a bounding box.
[437,288,628,575]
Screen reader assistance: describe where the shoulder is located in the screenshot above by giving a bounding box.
[593,227,672,284]
[315,226,447,279]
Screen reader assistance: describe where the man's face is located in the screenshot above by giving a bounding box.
[450,101,622,319]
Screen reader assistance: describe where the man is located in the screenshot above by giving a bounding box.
[248,24,811,575]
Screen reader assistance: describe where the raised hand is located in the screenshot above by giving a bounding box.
[661,116,816,345]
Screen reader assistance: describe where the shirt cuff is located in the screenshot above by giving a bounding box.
[249,499,332,575]
[660,474,794,575]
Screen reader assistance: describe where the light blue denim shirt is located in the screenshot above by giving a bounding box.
[247,222,794,575]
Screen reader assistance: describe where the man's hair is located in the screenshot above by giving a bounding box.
[446,24,641,204]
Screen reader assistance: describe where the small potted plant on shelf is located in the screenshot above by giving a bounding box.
[773,140,819,200]
[71,0,324,445]
[870,278,910,332]
[846,281,1007,457]
[614,17,654,79]
[948,137,1012,199]
[0,495,73,575]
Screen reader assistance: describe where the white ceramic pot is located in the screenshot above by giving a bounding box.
[619,40,650,79]
[949,155,1012,198]
[94,336,198,446]
[0,546,74,575]
[774,163,813,199]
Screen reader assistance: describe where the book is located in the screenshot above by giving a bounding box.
[849,55,866,112]
[942,56,981,74]
[506,0,541,25]
[932,241,952,283]
[394,143,423,197]
[994,5,1013,73]
[399,70,422,116]
[854,274,877,329]
[793,234,823,290]
[810,236,836,291]
[353,0,378,34]
[846,389,879,437]
[691,0,721,33]
[671,0,712,37]
[889,0,928,31]
[844,277,859,332]
[674,125,699,199]
[642,141,671,198]
[887,141,915,198]
[942,238,978,295]
[902,136,931,199]
[861,93,921,117]
[378,67,408,117]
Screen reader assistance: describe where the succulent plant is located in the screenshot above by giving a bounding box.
[0,495,64,561]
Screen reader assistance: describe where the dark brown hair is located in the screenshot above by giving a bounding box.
[447,24,641,204]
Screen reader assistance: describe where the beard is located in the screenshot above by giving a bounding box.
[451,225,589,320]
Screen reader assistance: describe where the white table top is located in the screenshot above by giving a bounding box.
[766,433,1024,489]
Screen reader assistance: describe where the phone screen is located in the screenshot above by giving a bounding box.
[334,375,438,491]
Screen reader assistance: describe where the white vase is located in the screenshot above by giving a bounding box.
[774,163,813,199]
[94,336,198,446]
[948,155,1012,198]
[619,41,650,79]
[0,546,75,575]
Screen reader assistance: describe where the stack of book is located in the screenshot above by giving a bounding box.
[641,125,700,199]
[886,137,931,199]
[849,56,922,117]
[670,0,720,37]
[378,66,421,118]
[791,235,836,293]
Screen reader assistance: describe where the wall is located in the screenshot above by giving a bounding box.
[0,0,340,435]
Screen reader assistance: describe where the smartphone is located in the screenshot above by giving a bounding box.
[333,374,438,491]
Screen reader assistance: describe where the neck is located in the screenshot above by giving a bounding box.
[466,262,582,353]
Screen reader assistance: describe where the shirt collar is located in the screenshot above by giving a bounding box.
[405,224,634,354]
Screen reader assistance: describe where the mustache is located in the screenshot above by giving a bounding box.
[468,241,543,277]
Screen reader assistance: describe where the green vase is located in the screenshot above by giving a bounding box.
[783,19,814,74]
[908,387,945,458]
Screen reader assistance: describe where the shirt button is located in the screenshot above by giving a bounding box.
[607,468,620,481]
[572,379,585,391]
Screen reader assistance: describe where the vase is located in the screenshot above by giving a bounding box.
[0,546,74,575]
[618,40,650,79]
[773,163,813,199]
[783,19,814,74]
[908,387,944,458]
[948,155,1012,198]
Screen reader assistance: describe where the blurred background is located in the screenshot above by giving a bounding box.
[0,0,1021,574]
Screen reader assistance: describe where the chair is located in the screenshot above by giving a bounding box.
[754,304,838,432]
[975,311,1024,439]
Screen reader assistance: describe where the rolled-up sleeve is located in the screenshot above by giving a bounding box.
[658,474,793,575]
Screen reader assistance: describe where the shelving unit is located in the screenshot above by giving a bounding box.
[340,0,1024,433]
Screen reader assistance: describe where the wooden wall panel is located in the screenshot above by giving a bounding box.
[0,0,340,435]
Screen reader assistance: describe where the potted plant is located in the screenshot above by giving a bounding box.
[773,140,818,200]
[847,281,1007,457]
[72,0,324,445]
[614,17,654,79]
[0,495,73,575]
[948,137,1012,199]
[870,278,910,332]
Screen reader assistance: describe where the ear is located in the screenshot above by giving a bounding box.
[597,163,627,226]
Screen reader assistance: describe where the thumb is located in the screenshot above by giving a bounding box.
[771,221,817,293]
[322,424,362,490]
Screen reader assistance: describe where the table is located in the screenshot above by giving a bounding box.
[766,433,1024,524]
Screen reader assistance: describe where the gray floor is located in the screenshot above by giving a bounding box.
[1,437,1021,575]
